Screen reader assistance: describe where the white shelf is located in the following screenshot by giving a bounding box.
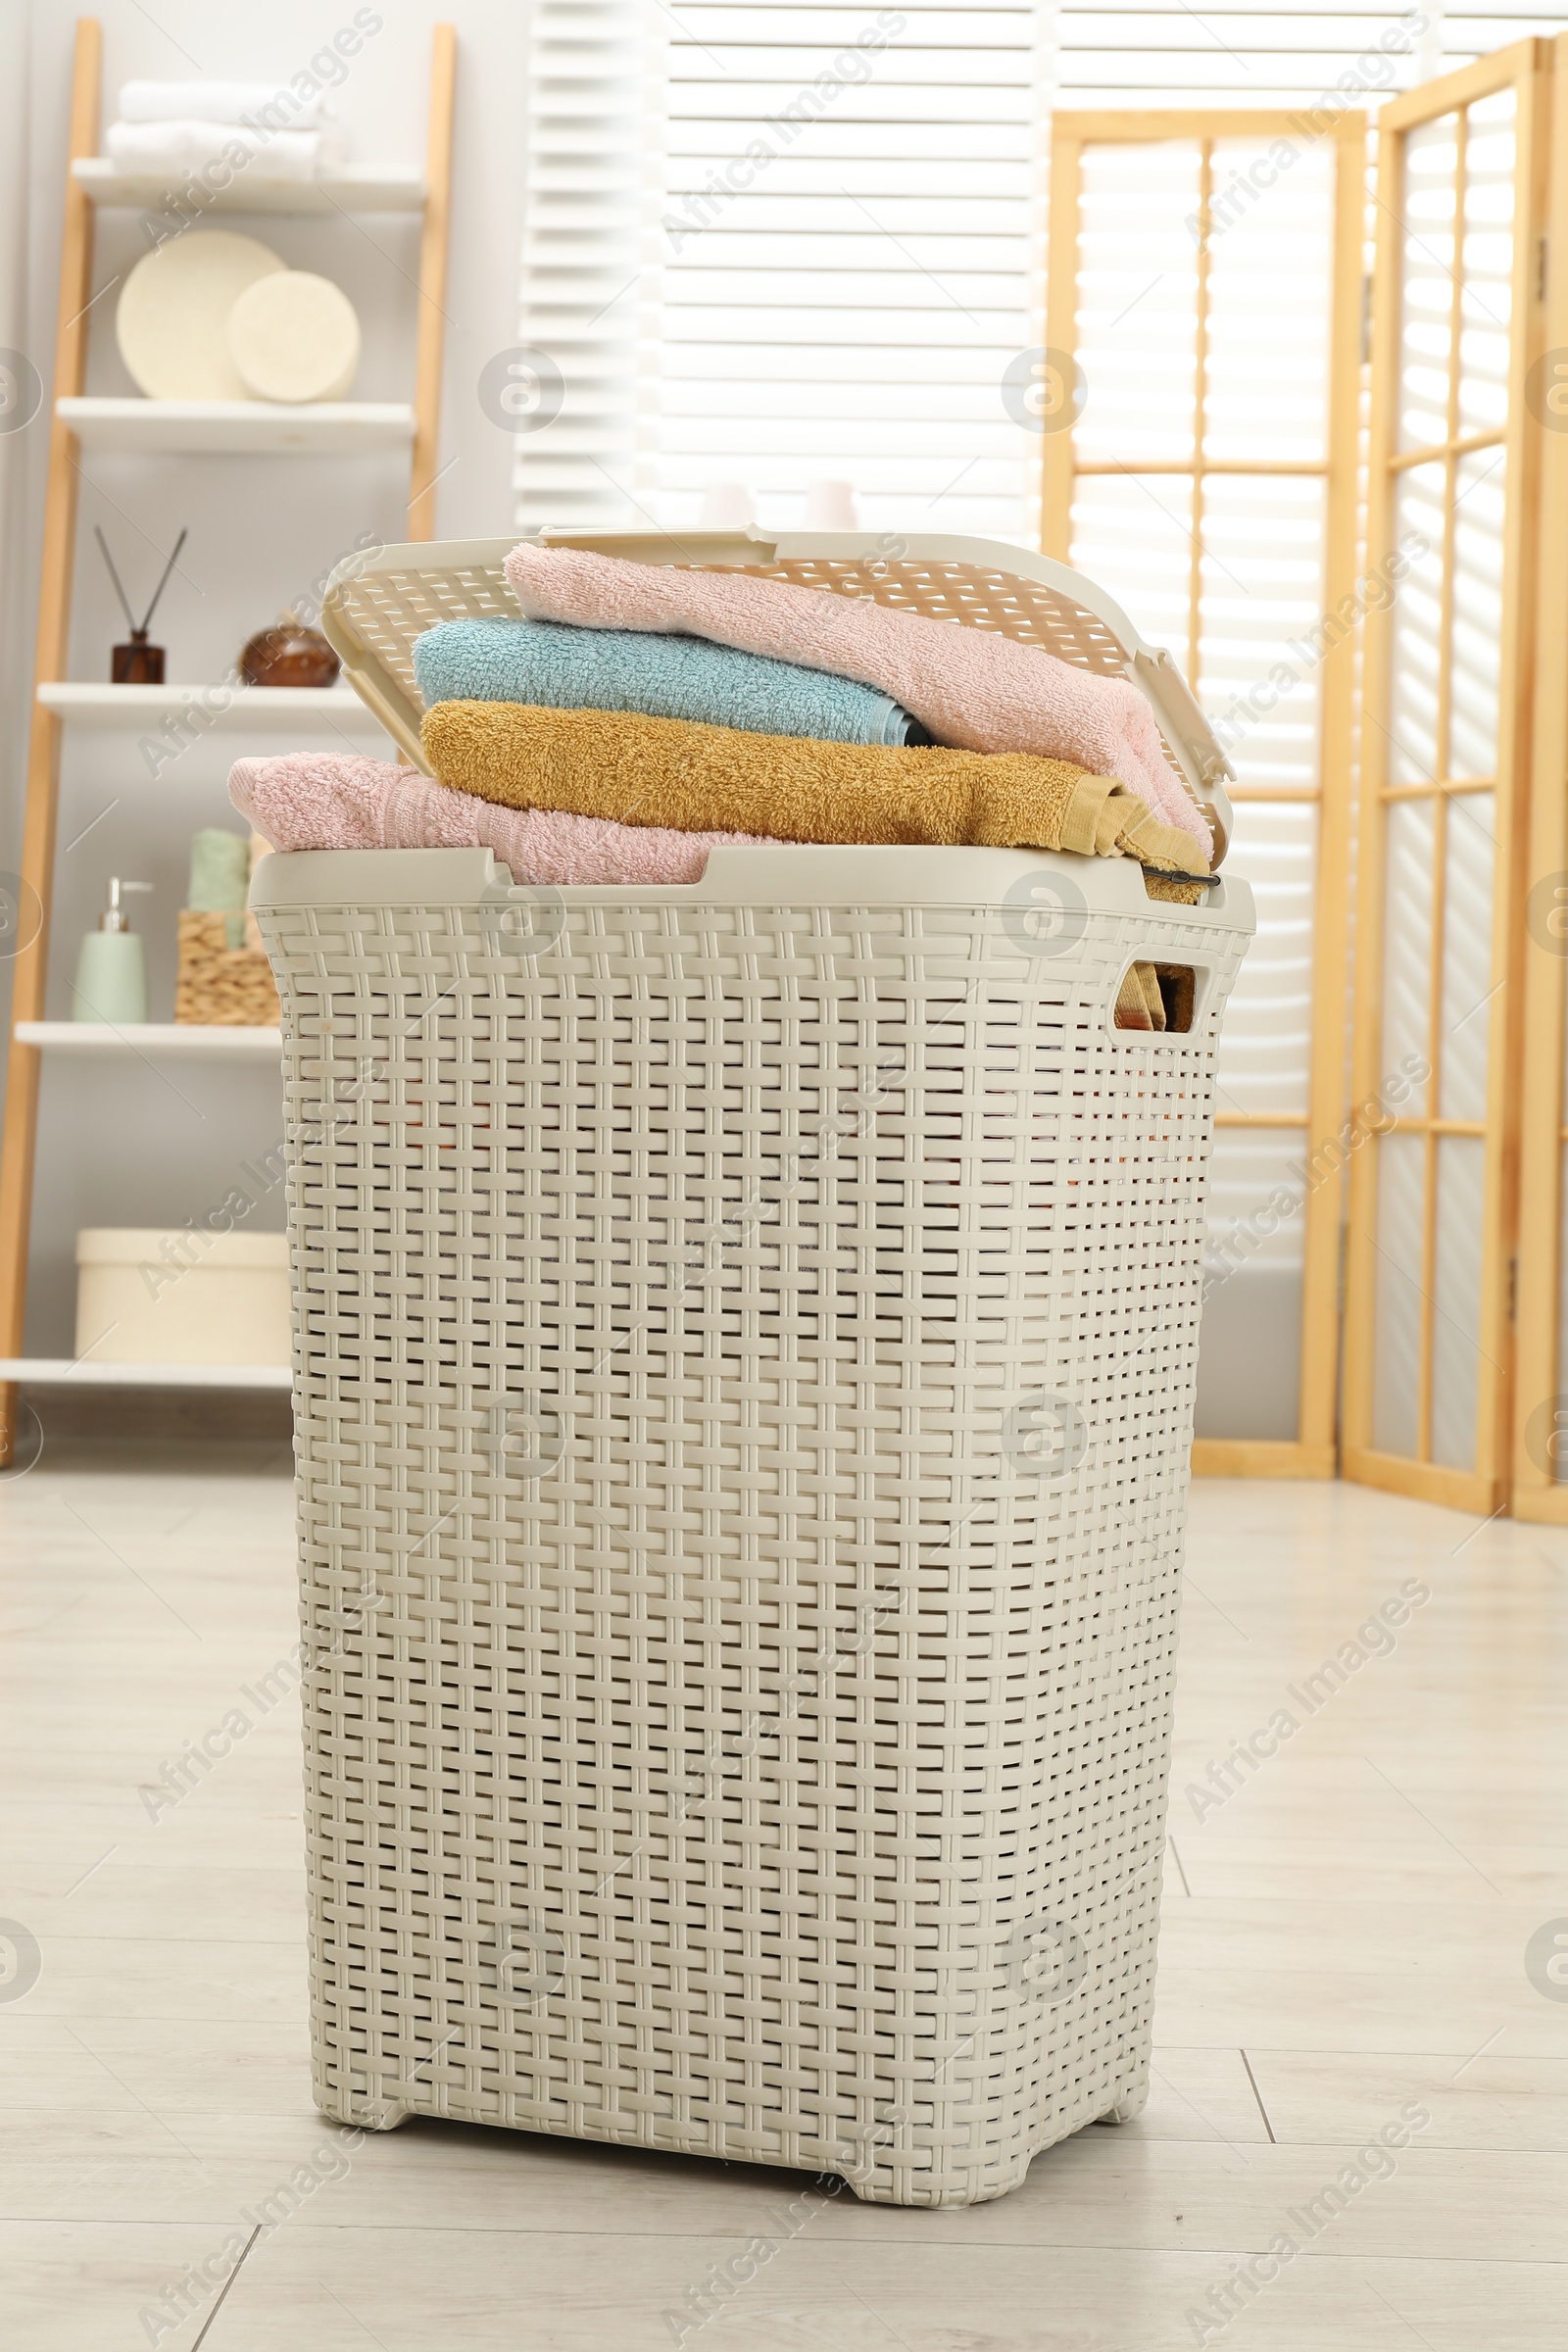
[0,1356,290,1389]
[17,1022,281,1059]
[73,159,425,214]
[58,397,416,454]
[38,682,384,733]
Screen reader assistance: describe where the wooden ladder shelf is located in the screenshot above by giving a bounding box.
[0,18,455,1457]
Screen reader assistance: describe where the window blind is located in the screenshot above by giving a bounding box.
[1054,6,1432,106]
[516,3,1054,542]
[1053,5,1568,108]
[642,4,1052,541]
[513,4,1568,541]
[513,0,661,530]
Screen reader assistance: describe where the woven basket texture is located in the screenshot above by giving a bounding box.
[174,908,280,1026]
[258,866,1247,2205]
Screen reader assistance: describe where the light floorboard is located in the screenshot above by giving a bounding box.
[2,1456,1564,2346]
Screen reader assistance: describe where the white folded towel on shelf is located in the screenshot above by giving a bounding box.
[118,79,338,129]
[106,121,331,183]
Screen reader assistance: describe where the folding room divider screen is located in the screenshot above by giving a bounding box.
[1043,108,1365,1480]
[1343,41,1549,1516]
[1511,38,1568,1525]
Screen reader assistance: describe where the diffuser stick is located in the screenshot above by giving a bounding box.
[137,526,187,633]
[93,525,138,635]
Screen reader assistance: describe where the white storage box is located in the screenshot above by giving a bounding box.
[254,831,1252,2207]
[74,1227,289,1364]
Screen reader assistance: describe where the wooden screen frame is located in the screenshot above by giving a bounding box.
[1342,40,1551,1515]
[1044,109,1365,1481]
[1512,33,1568,1523]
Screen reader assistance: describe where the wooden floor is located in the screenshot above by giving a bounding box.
[1,1448,1564,2348]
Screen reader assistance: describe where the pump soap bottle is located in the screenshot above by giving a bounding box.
[74,879,152,1023]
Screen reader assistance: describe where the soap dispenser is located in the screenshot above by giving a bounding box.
[74,878,152,1024]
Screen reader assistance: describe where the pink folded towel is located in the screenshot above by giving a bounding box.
[228,752,767,882]
[504,541,1211,859]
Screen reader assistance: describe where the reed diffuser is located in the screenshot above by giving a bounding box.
[95,524,186,685]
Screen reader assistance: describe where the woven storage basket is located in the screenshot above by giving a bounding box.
[174,909,279,1025]
[254,531,1253,2208]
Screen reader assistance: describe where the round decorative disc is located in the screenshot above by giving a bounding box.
[226,270,362,405]
[116,230,286,400]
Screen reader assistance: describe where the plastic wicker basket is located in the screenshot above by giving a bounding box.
[255,531,1254,2208]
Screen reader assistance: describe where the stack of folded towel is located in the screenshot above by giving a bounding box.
[231,542,1213,892]
[106,81,342,185]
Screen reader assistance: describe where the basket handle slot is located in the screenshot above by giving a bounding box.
[1113,960,1198,1036]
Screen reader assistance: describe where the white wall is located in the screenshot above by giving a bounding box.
[0,1,529,1350]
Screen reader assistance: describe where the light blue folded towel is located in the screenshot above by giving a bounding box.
[411,613,929,748]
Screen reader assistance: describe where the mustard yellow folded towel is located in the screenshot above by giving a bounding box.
[419,703,1208,874]
[1115,962,1173,1031]
[1144,874,1204,907]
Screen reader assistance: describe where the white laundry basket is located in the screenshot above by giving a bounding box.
[253,532,1253,2209]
